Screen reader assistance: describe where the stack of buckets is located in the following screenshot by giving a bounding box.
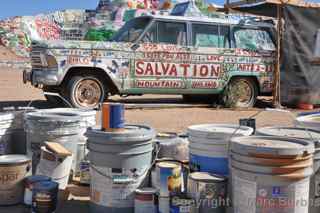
[230,135,315,213]
[86,103,156,213]
[295,113,320,213]
[256,126,320,213]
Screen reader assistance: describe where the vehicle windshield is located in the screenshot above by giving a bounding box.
[112,17,152,42]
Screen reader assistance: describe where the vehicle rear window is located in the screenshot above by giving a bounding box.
[157,22,187,46]
[234,29,275,51]
[192,24,230,48]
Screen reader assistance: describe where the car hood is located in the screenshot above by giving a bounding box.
[33,40,133,51]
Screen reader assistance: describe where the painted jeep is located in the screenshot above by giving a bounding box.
[24,15,276,108]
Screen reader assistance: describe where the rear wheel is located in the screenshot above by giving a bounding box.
[222,77,258,108]
[66,75,107,109]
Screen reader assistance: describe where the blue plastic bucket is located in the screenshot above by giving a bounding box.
[187,124,253,176]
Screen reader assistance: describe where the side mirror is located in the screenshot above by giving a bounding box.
[131,43,140,51]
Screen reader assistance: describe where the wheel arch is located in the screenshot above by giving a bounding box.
[61,67,120,95]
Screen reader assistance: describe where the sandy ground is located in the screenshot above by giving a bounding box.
[0,66,314,213]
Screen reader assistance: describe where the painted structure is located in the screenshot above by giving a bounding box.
[0,0,210,58]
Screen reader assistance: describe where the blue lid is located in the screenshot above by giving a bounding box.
[25,175,51,184]
[33,181,59,191]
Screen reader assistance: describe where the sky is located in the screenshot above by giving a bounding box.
[0,0,320,20]
[0,0,100,20]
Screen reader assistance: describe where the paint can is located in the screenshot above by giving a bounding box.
[156,132,189,162]
[32,181,59,213]
[101,103,125,130]
[24,175,51,206]
[79,161,90,185]
[230,136,315,213]
[156,161,182,197]
[36,146,73,190]
[187,124,253,176]
[134,187,158,213]
[239,118,256,133]
[256,126,320,213]
[0,155,31,205]
[187,172,228,213]
[170,196,196,213]
[75,142,89,178]
[87,124,155,213]
[159,197,170,213]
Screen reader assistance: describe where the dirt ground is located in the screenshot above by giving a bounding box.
[0,66,314,213]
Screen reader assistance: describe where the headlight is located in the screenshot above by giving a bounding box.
[40,50,58,69]
[45,55,58,69]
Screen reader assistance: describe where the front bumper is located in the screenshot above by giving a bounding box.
[23,69,60,86]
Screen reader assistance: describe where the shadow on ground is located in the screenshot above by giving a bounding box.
[0,96,273,110]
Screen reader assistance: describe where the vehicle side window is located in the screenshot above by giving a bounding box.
[157,22,187,46]
[141,23,157,43]
[234,29,275,51]
[192,24,230,48]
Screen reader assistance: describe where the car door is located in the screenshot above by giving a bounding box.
[187,23,230,94]
[132,20,189,94]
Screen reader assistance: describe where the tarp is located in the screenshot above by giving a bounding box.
[227,0,320,17]
[281,5,320,104]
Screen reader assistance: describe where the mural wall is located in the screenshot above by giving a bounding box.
[0,0,219,59]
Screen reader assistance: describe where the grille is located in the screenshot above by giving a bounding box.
[31,43,46,70]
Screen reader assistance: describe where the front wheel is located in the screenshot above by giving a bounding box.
[66,75,107,109]
[222,77,258,108]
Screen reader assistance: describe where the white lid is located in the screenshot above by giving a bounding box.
[187,124,253,139]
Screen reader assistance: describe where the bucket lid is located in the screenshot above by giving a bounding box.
[33,181,59,191]
[25,175,51,184]
[0,112,14,121]
[189,172,227,182]
[25,111,81,123]
[157,132,178,139]
[157,161,181,169]
[38,108,96,118]
[135,187,158,195]
[231,136,315,157]
[187,124,253,139]
[256,126,320,141]
[86,125,156,144]
[0,155,31,165]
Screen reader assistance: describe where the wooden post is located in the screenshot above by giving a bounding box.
[272,4,282,108]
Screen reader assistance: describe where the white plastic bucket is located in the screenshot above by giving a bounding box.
[36,146,73,190]
[188,124,253,176]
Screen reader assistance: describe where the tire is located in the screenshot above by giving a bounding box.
[182,94,196,102]
[66,75,107,109]
[222,77,258,108]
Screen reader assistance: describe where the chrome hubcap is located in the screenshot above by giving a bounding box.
[74,79,102,108]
